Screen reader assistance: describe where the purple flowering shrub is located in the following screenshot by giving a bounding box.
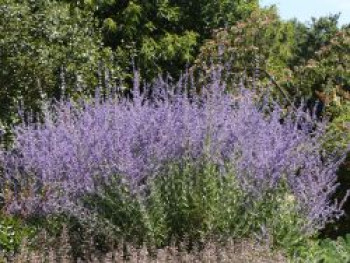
[0,74,348,242]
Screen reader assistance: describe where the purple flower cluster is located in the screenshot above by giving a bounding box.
[0,75,348,232]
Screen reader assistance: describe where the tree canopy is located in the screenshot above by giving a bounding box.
[72,0,259,80]
[0,0,114,126]
[0,0,349,126]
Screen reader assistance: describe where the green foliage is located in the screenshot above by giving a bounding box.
[192,7,296,96]
[293,235,350,263]
[0,0,114,127]
[70,0,258,81]
[292,27,350,101]
[291,14,341,66]
[79,160,308,251]
[146,161,245,244]
[82,176,151,245]
[192,9,349,112]
[0,213,33,253]
[324,102,350,151]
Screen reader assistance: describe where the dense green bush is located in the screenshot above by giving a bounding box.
[290,14,341,67]
[190,7,297,104]
[0,213,33,253]
[293,235,350,262]
[71,0,259,82]
[292,27,350,103]
[194,7,296,77]
[0,0,115,128]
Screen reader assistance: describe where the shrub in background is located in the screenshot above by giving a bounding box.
[191,7,296,98]
[0,0,116,129]
[70,0,259,82]
[292,27,350,104]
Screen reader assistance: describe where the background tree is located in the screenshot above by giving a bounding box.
[290,14,341,66]
[69,0,259,81]
[292,27,350,104]
[191,7,296,101]
[0,0,114,129]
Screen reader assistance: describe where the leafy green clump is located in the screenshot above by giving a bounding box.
[0,213,33,253]
[0,0,115,128]
[294,235,350,263]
